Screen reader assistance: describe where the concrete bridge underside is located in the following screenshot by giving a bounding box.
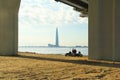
[0,0,120,61]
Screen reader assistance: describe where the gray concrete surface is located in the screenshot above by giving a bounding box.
[0,0,21,55]
[89,0,120,61]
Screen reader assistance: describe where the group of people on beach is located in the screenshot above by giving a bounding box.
[71,48,82,56]
[65,48,83,57]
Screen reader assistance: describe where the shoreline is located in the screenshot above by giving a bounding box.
[19,51,88,56]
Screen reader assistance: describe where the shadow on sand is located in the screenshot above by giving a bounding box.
[16,54,120,68]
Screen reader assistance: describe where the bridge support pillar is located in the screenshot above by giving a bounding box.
[89,0,120,61]
[0,0,21,55]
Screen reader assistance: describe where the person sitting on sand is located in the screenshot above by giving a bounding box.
[72,48,77,55]
[69,51,72,54]
[78,51,83,57]
[78,51,81,54]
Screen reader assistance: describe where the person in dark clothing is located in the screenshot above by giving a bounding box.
[72,48,77,55]
[78,51,83,57]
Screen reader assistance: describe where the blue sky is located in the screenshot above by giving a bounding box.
[18,0,88,46]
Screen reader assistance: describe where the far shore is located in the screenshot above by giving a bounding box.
[0,52,119,80]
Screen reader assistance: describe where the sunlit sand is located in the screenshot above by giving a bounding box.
[0,52,120,80]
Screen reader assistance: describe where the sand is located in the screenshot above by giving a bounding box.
[0,52,120,80]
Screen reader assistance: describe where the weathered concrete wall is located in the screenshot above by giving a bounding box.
[114,0,120,61]
[89,0,100,59]
[89,0,120,61]
[0,0,21,55]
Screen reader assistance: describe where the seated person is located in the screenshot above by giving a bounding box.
[78,51,83,57]
[69,51,72,54]
[72,48,77,55]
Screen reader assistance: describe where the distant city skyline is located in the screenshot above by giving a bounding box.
[18,0,88,46]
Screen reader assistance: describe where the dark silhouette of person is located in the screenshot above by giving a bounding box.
[69,51,72,54]
[78,51,81,54]
[72,48,77,55]
[78,51,83,57]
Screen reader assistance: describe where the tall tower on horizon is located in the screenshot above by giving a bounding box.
[55,28,59,47]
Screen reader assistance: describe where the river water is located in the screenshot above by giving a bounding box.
[18,46,88,55]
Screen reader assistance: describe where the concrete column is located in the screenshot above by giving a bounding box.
[114,0,120,61]
[0,0,21,55]
[89,0,100,59]
[89,0,120,61]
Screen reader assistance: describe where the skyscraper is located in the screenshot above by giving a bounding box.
[55,28,59,47]
[48,28,59,47]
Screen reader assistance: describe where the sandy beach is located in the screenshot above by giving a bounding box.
[0,52,120,80]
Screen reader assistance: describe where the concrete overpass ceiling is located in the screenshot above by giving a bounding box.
[55,0,88,17]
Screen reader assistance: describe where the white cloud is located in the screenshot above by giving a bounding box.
[19,0,88,27]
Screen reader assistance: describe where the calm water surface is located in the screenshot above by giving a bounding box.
[19,47,88,55]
